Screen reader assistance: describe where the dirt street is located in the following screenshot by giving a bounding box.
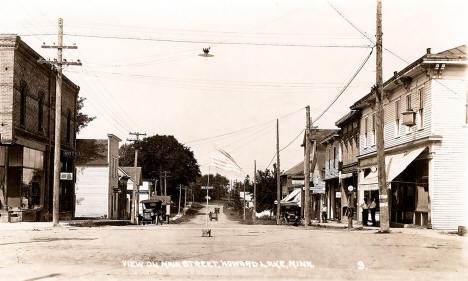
[1,204,467,281]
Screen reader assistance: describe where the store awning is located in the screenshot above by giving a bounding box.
[359,147,426,191]
[280,188,301,207]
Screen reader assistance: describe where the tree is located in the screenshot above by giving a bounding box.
[119,135,201,200]
[76,97,96,133]
[254,166,277,213]
[192,173,229,202]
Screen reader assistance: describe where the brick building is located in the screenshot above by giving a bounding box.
[0,34,79,222]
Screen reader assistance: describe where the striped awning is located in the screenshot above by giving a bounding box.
[359,147,426,191]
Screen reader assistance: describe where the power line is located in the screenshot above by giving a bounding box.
[185,107,304,145]
[265,128,305,170]
[20,33,373,49]
[326,0,409,64]
[312,46,374,124]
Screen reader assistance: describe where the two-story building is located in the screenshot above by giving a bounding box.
[352,45,467,230]
[320,130,341,220]
[335,110,361,222]
[0,35,79,222]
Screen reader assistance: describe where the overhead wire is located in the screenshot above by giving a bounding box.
[312,46,374,124]
[185,107,304,145]
[265,128,305,170]
[20,32,373,49]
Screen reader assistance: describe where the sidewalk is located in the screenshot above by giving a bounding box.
[309,219,467,241]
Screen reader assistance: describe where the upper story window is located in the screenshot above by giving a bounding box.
[38,93,44,132]
[333,146,336,168]
[406,94,412,110]
[372,113,376,146]
[66,110,71,144]
[395,99,401,137]
[418,88,424,129]
[328,147,331,169]
[20,83,27,126]
[364,116,369,147]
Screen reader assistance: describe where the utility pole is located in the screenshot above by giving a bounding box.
[304,106,311,226]
[178,184,182,214]
[162,171,171,196]
[40,18,81,227]
[127,132,146,224]
[276,119,281,225]
[252,160,257,224]
[375,0,390,232]
[243,181,246,222]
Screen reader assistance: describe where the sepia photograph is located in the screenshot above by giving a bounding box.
[0,0,467,280]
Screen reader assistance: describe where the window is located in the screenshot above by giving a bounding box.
[364,116,369,147]
[395,99,400,137]
[328,148,331,169]
[38,93,44,131]
[418,89,424,129]
[20,83,26,126]
[66,110,71,144]
[406,94,412,111]
[372,113,376,146]
[333,147,336,168]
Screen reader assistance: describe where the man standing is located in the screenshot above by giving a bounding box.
[361,198,369,226]
[321,204,328,223]
[369,198,377,226]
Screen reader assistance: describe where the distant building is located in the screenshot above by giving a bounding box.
[74,134,121,219]
[0,35,79,222]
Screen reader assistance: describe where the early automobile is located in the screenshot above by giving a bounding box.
[139,196,171,225]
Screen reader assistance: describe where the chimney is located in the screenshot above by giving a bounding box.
[426,48,431,54]
[393,71,398,76]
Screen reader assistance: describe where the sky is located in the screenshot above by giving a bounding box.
[1,0,467,180]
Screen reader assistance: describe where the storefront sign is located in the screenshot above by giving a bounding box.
[60,172,73,180]
[291,179,304,185]
[311,186,325,194]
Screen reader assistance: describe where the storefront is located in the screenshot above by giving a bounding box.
[0,146,45,222]
[358,146,429,227]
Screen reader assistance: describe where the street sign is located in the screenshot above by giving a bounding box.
[205,196,211,200]
[201,186,213,190]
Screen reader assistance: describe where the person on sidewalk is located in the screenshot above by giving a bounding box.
[321,204,327,223]
[360,198,369,226]
[369,198,377,226]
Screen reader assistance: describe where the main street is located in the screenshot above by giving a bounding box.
[1,205,467,281]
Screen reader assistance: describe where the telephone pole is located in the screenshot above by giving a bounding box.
[376,0,390,232]
[40,18,81,227]
[243,182,246,222]
[276,119,281,225]
[128,132,146,224]
[304,106,311,226]
[252,160,257,224]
